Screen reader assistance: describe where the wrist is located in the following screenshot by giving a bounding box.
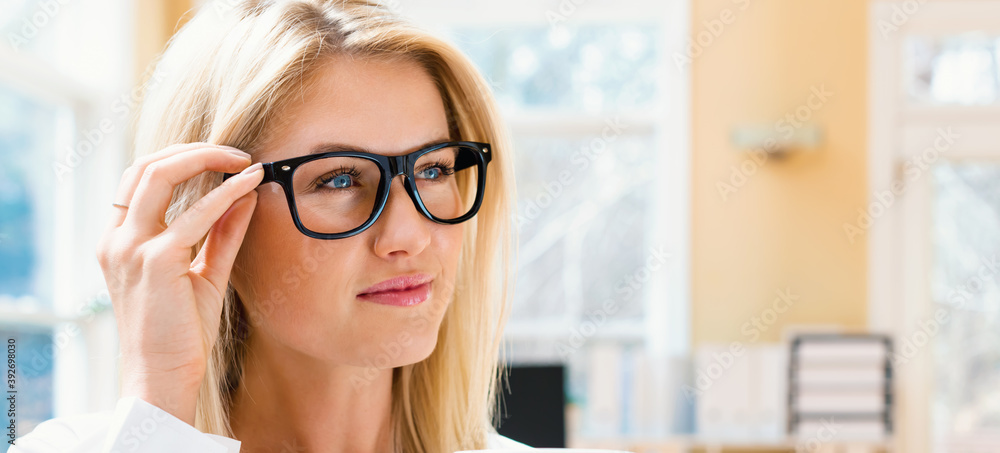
[121,367,203,426]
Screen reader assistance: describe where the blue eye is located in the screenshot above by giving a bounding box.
[330,174,353,188]
[416,161,455,181]
[317,171,358,190]
[418,167,442,180]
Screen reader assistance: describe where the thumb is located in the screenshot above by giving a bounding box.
[191,190,258,293]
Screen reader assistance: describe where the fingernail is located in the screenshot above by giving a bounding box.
[238,162,263,175]
[227,148,251,159]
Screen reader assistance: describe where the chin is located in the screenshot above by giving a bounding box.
[347,327,439,371]
[403,332,440,364]
[393,329,440,366]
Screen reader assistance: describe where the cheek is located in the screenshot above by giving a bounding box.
[432,223,466,304]
[236,188,356,337]
[245,185,293,241]
[437,223,465,263]
[230,191,467,365]
[241,188,301,288]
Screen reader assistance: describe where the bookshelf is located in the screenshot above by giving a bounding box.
[787,334,893,441]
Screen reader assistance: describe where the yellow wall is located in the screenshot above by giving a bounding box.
[134,0,195,79]
[691,0,870,345]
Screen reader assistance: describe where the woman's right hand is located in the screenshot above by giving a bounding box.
[95,143,264,426]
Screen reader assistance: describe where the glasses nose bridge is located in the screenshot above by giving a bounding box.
[387,154,410,178]
[382,154,425,216]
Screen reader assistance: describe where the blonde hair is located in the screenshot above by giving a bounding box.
[130,1,517,451]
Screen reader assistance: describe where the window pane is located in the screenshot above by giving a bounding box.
[906,35,1000,105]
[0,2,43,54]
[449,22,665,440]
[450,26,660,113]
[0,84,60,310]
[931,162,1000,452]
[1,329,54,453]
[513,135,654,322]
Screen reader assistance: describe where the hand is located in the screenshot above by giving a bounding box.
[95,143,264,426]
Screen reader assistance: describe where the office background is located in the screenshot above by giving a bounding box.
[2,0,1000,452]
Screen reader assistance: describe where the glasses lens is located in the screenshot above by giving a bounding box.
[292,156,383,234]
[414,145,481,220]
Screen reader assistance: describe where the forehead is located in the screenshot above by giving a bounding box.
[256,54,451,162]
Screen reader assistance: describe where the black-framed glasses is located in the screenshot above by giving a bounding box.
[223,141,492,239]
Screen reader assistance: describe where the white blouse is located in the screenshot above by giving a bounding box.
[9,396,532,452]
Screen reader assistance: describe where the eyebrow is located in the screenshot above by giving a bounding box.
[307,138,452,156]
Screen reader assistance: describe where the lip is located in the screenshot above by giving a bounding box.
[357,274,433,307]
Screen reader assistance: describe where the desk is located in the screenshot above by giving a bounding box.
[570,435,892,453]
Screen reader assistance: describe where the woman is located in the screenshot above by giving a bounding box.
[11,0,528,451]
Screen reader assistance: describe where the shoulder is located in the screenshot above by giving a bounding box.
[11,397,241,453]
[486,431,534,449]
[10,410,114,452]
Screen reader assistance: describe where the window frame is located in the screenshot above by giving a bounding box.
[401,0,691,359]
[869,2,1000,453]
[0,4,131,420]
[400,2,692,444]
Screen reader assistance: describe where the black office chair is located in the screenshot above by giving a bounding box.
[494,364,567,448]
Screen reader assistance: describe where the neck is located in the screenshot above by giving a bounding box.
[229,332,395,453]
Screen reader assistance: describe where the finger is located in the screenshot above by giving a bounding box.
[104,168,140,231]
[109,143,248,229]
[190,189,258,296]
[125,148,254,236]
[164,162,264,248]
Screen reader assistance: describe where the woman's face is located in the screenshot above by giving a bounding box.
[232,54,464,370]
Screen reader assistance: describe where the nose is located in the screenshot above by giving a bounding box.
[371,175,432,259]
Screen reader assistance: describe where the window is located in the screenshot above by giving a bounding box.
[453,25,660,326]
[931,163,1000,449]
[906,35,1000,105]
[404,0,691,442]
[0,79,68,445]
[1,1,131,448]
[870,2,1000,452]
[455,26,659,113]
[0,84,62,307]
